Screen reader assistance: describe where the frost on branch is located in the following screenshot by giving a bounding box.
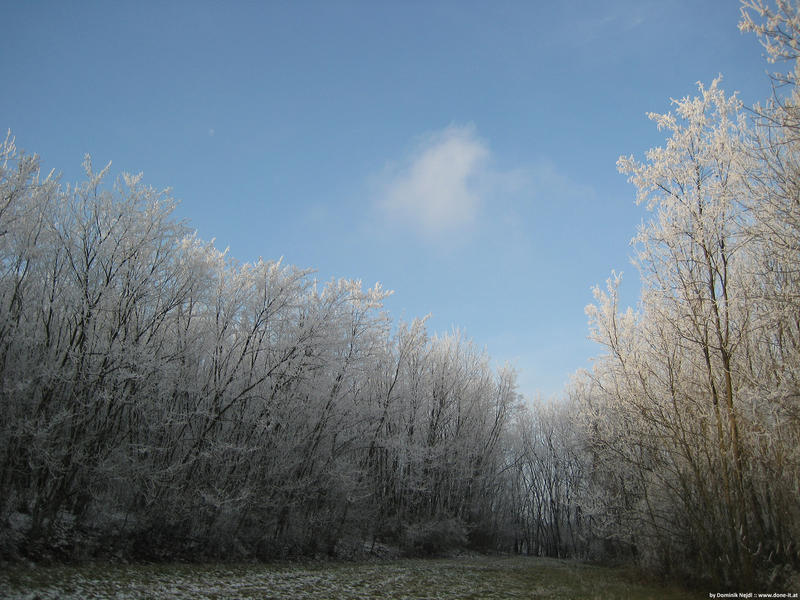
[0,140,518,562]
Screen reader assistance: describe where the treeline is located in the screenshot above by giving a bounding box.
[573,69,800,586]
[2,0,799,591]
[0,142,517,560]
[502,1,800,590]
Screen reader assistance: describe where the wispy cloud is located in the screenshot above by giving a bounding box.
[377,124,489,236]
[370,124,596,250]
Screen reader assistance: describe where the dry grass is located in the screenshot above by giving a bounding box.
[0,555,701,599]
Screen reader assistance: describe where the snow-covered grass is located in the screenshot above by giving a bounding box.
[0,555,697,599]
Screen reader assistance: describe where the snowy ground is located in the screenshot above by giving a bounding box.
[0,556,697,599]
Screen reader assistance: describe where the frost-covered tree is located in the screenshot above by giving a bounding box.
[505,397,587,558]
[0,136,519,560]
[579,64,800,586]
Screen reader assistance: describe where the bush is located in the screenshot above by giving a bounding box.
[402,518,468,556]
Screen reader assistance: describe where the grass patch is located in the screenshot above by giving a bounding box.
[0,555,700,599]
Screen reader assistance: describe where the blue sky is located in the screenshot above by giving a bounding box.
[2,0,772,399]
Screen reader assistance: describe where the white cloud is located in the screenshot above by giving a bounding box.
[378,124,489,235]
[372,125,596,247]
